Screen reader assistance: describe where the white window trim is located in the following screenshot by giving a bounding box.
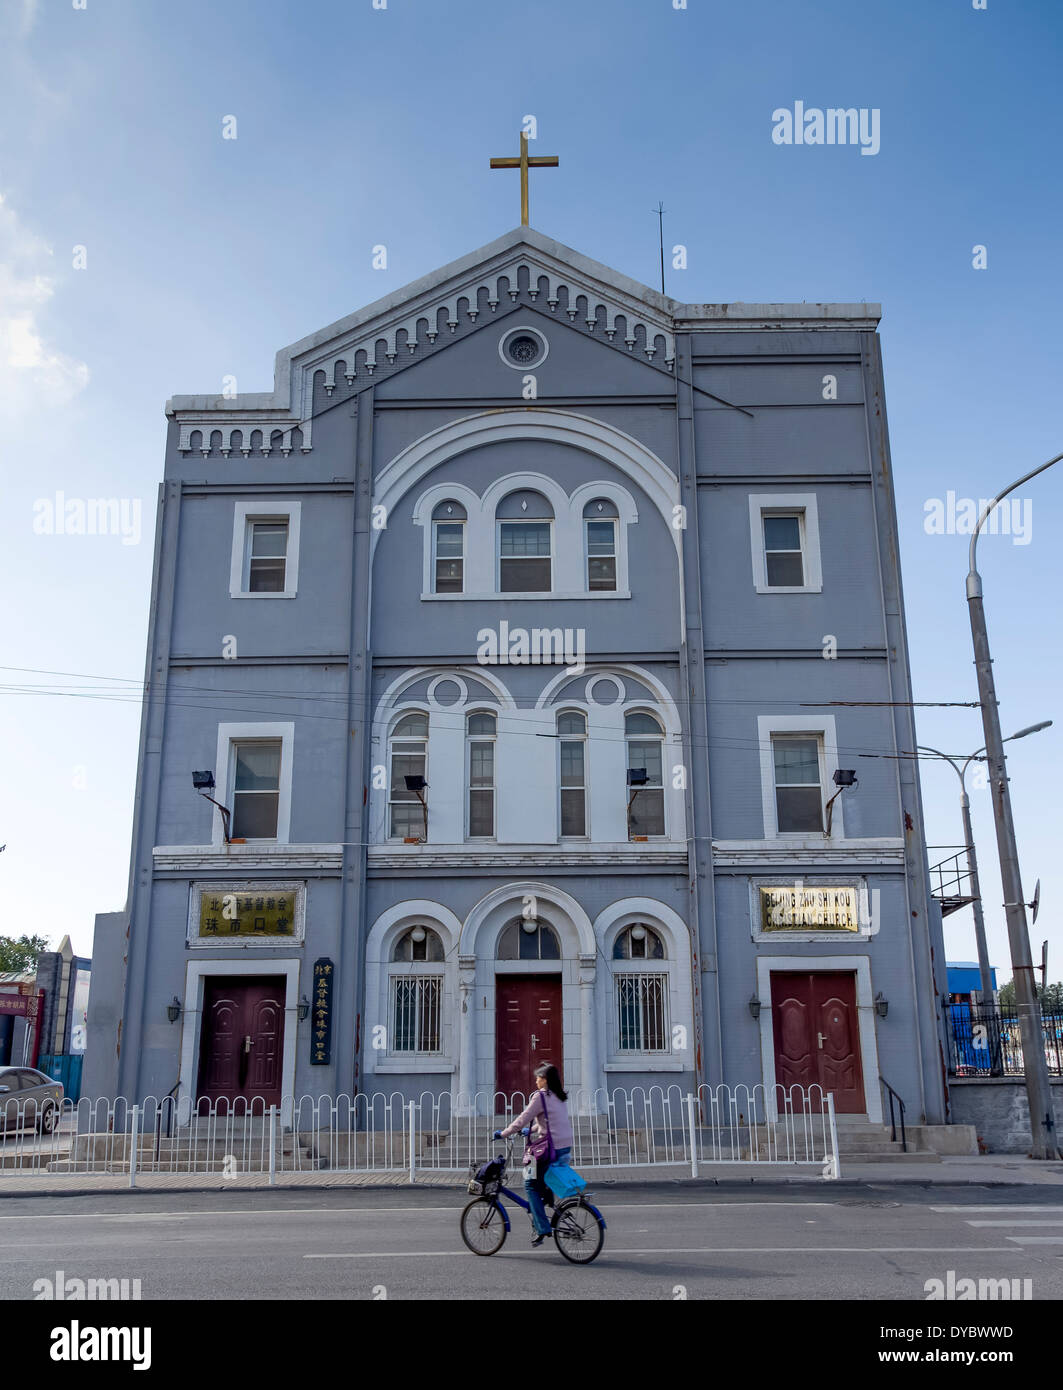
[558,715,589,839]
[431,516,465,595]
[757,714,842,842]
[364,904,462,1078]
[387,708,430,843]
[595,903,692,1073]
[388,963,446,1056]
[749,493,822,594]
[626,711,667,840]
[229,500,302,599]
[496,517,554,595]
[214,722,295,846]
[411,473,636,600]
[465,713,497,841]
[584,515,619,592]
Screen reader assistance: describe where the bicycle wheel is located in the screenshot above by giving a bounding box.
[552,1196,604,1264]
[460,1198,507,1256]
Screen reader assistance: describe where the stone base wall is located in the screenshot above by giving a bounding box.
[948,1077,1063,1154]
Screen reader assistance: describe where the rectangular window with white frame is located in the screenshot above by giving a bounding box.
[585,518,617,591]
[498,520,552,592]
[749,494,822,594]
[230,501,302,599]
[391,977,442,1053]
[433,520,464,593]
[756,715,840,839]
[215,722,295,845]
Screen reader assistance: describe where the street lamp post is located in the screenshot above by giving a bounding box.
[966,451,1062,1159]
[919,722,1052,1009]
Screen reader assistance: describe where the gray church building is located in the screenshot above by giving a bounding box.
[86,226,949,1129]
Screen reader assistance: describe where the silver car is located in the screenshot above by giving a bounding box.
[0,1067,64,1134]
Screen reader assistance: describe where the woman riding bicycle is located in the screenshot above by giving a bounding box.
[496,1063,572,1247]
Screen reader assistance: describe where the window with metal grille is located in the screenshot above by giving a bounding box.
[391,977,442,1053]
[615,973,668,1052]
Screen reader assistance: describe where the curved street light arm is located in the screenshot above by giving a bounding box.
[967,451,1063,597]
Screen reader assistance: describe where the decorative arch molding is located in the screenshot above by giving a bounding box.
[375,409,681,598]
[461,880,596,960]
[363,901,464,1079]
[535,662,682,735]
[592,897,691,957]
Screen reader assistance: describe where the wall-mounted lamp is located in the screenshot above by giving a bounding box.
[166,996,182,1024]
[404,775,429,841]
[748,994,761,1020]
[192,770,233,843]
[874,991,889,1019]
[626,768,649,838]
[825,769,858,837]
[298,996,310,1022]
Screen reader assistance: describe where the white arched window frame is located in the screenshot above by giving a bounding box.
[387,708,429,841]
[595,904,691,1073]
[611,924,670,1054]
[557,709,588,838]
[364,904,463,1077]
[466,710,497,839]
[625,709,666,839]
[411,473,637,600]
[388,926,446,1055]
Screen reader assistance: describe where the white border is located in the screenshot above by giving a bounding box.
[748,493,822,594]
[756,954,883,1124]
[229,500,302,599]
[214,722,296,846]
[187,880,306,948]
[498,324,549,370]
[178,956,302,1119]
[748,875,872,943]
[757,714,842,841]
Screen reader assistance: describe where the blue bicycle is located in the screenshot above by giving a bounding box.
[460,1135,606,1263]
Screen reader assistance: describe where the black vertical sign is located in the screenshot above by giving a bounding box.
[311,957,333,1065]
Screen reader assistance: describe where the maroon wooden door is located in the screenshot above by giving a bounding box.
[197,977,285,1108]
[770,971,865,1113]
[495,976,562,1098]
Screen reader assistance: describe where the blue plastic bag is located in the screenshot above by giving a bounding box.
[544,1162,587,1198]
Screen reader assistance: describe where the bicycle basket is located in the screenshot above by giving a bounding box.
[467,1159,503,1197]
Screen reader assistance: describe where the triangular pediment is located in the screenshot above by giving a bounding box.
[168,228,682,456]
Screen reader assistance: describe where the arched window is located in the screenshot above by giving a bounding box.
[467,711,497,838]
[389,926,444,1053]
[558,710,587,837]
[612,924,668,1052]
[497,919,561,961]
[612,924,665,960]
[583,498,618,592]
[431,500,466,594]
[497,490,554,593]
[389,711,428,839]
[625,711,665,838]
[392,926,445,962]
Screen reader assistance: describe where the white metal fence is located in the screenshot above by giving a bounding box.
[0,1084,839,1184]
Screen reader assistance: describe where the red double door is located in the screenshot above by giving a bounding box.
[495,976,563,1098]
[197,977,285,1108]
[770,971,866,1113]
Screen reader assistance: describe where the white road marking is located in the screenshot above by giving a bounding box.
[968,1220,1063,1227]
[0,1200,837,1220]
[1006,1236,1063,1245]
[304,1245,1017,1260]
[931,1205,1063,1213]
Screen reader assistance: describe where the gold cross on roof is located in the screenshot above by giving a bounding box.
[489,132,559,227]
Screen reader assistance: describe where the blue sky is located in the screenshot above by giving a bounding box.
[0,0,1059,982]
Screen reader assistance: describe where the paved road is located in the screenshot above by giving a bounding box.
[3,1182,1062,1300]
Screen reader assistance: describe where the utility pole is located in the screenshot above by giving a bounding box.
[655,202,666,296]
[966,451,1062,1158]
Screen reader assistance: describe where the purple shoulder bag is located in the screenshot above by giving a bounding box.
[525,1090,556,1164]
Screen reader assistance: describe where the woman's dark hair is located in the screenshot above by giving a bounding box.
[535,1062,567,1101]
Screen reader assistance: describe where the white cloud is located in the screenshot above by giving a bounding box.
[0,193,89,419]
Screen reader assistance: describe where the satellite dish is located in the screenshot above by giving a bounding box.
[1028,879,1040,925]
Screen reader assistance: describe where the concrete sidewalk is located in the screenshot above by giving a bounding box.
[1,1155,1062,1196]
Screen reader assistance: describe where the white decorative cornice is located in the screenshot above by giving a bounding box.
[172,412,312,459]
[367,844,687,869]
[152,843,343,872]
[711,839,906,869]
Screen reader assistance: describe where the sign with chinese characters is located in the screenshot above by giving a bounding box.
[311,957,333,1066]
[760,885,861,932]
[189,882,306,947]
[0,993,30,1016]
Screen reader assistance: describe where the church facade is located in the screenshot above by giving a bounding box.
[85,227,949,1126]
